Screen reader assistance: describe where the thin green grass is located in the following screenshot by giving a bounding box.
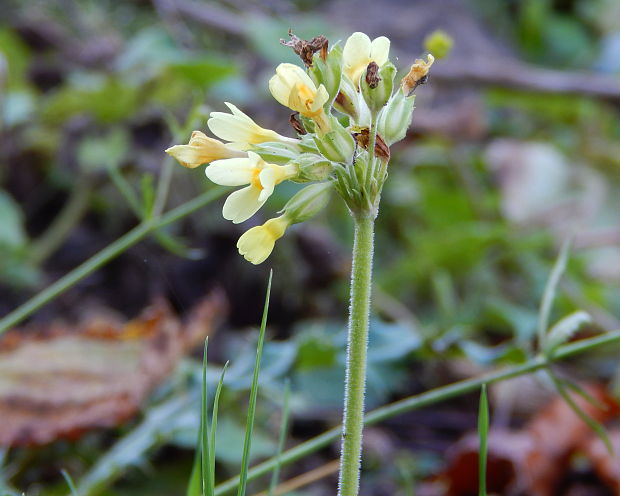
[210,362,230,485]
[477,384,489,496]
[187,341,231,496]
[237,270,273,496]
[268,379,291,496]
[538,240,570,350]
[61,469,79,496]
[547,371,613,454]
[201,340,213,495]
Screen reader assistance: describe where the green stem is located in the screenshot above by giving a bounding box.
[152,158,175,217]
[0,187,229,335]
[214,329,620,495]
[29,175,94,265]
[338,214,375,496]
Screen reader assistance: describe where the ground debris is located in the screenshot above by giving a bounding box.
[0,291,226,447]
[430,384,620,496]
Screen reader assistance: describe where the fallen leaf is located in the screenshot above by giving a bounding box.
[582,429,620,493]
[0,291,226,447]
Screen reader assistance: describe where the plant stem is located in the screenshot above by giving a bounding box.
[0,187,228,335]
[214,329,620,495]
[29,175,94,265]
[338,214,375,496]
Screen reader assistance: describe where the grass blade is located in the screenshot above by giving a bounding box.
[478,384,488,496]
[201,338,213,495]
[210,361,230,486]
[237,270,273,496]
[187,452,201,496]
[538,240,571,350]
[61,469,79,496]
[268,379,291,496]
[547,371,614,454]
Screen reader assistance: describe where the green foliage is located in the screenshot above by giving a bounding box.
[0,190,39,287]
[477,385,489,496]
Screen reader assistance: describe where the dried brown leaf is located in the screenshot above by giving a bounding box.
[0,291,226,446]
[582,430,620,492]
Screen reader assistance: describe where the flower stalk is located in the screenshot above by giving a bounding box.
[339,213,375,496]
[163,30,436,495]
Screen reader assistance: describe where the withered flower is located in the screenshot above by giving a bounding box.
[280,29,328,67]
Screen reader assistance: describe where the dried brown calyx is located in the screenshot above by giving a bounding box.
[280,29,328,67]
[353,128,390,161]
[289,112,307,135]
[401,55,434,96]
[365,61,381,89]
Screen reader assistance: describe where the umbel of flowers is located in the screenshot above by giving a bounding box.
[166,31,433,265]
[167,30,434,496]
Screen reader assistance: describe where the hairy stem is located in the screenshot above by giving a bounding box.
[338,214,375,496]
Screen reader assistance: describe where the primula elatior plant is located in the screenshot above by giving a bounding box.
[166,30,434,495]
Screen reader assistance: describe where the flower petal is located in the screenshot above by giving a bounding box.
[258,168,276,202]
[237,225,275,264]
[165,131,244,168]
[165,144,204,168]
[268,71,291,107]
[209,103,296,146]
[310,84,330,113]
[205,158,255,186]
[223,102,253,122]
[236,216,289,264]
[222,185,265,223]
[370,36,390,65]
[343,32,371,69]
[269,63,317,108]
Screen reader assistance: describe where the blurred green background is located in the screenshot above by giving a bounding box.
[2,0,620,494]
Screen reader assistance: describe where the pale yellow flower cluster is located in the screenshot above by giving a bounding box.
[166,31,434,264]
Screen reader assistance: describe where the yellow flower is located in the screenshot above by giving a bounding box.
[165,131,245,168]
[208,102,299,150]
[206,151,298,224]
[237,215,290,264]
[401,54,434,96]
[342,32,390,89]
[268,63,330,133]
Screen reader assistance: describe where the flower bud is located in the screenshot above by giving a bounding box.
[313,115,356,163]
[377,90,415,145]
[361,61,396,115]
[292,153,333,182]
[424,30,453,60]
[309,44,343,105]
[281,182,332,223]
